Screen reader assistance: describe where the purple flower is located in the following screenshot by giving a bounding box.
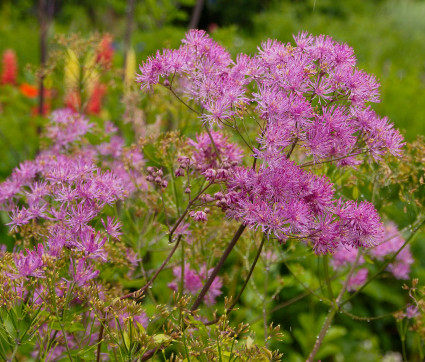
[331,244,364,269]
[168,263,222,305]
[72,227,108,261]
[331,222,414,284]
[189,210,208,222]
[189,131,243,172]
[337,200,384,248]
[101,216,122,240]
[110,308,149,330]
[168,264,203,294]
[70,258,99,287]
[347,268,368,291]
[137,30,403,166]
[11,244,44,279]
[406,305,419,319]
[200,265,222,305]
[174,222,192,239]
[6,207,32,231]
[47,224,72,257]
[46,109,93,150]
[126,248,141,268]
[66,201,98,231]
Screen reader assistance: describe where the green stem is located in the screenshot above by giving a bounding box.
[306,309,337,362]
[306,250,361,361]
[166,85,201,115]
[181,315,191,361]
[96,314,105,362]
[263,265,269,341]
[160,188,171,231]
[170,163,181,215]
[9,340,19,362]
[323,255,334,300]
[180,241,185,296]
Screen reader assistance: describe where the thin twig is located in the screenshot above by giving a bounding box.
[191,224,247,311]
[205,234,266,325]
[306,250,361,361]
[340,218,425,307]
[204,123,222,163]
[163,84,201,115]
[96,313,106,362]
[121,237,182,300]
[300,150,367,168]
[286,138,298,159]
[168,183,212,243]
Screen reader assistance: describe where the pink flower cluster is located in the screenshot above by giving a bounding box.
[0,109,133,286]
[224,158,383,254]
[96,122,147,194]
[46,108,93,151]
[168,263,222,305]
[332,222,414,290]
[137,30,403,161]
[189,131,243,172]
[137,30,405,255]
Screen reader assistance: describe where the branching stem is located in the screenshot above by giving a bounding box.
[191,224,246,311]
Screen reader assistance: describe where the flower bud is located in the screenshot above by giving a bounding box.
[201,194,214,202]
[203,168,216,181]
[214,192,224,200]
[222,161,231,169]
[189,210,207,222]
[175,167,185,177]
[178,156,190,168]
[216,168,229,180]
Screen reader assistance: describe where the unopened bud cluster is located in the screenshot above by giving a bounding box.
[146,167,168,188]
[202,159,238,182]
[174,156,190,178]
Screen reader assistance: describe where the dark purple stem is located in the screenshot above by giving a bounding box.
[188,0,205,29]
[190,224,246,311]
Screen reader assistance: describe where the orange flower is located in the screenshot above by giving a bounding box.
[96,34,114,69]
[20,83,38,98]
[1,49,18,85]
[86,83,106,115]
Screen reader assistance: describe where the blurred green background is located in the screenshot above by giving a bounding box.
[2,0,425,141]
[2,0,425,142]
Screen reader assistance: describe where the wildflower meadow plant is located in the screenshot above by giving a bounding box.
[0,29,423,361]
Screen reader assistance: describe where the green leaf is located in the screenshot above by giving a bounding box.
[323,326,347,342]
[120,278,146,289]
[123,331,131,350]
[152,333,172,346]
